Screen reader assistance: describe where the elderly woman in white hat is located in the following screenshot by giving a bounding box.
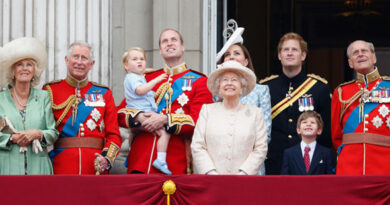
[0,37,58,175]
[191,60,268,175]
[216,21,271,175]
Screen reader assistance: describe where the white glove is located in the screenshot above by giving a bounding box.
[19,146,28,152]
[18,139,43,154]
[32,139,43,154]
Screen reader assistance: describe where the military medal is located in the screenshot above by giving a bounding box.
[177,93,189,107]
[298,98,304,112]
[85,94,106,107]
[182,75,195,91]
[86,119,97,131]
[182,79,193,91]
[91,108,101,122]
[378,105,389,118]
[308,96,314,111]
[175,108,185,114]
[371,115,383,129]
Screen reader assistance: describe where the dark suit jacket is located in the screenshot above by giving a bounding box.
[281,142,335,175]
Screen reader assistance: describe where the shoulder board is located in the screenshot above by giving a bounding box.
[43,79,62,87]
[382,76,390,81]
[189,69,207,77]
[336,79,356,89]
[91,81,109,89]
[307,74,328,84]
[258,75,279,84]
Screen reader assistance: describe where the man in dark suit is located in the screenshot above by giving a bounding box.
[260,32,332,175]
[281,111,334,175]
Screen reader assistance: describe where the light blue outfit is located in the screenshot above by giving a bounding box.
[124,73,157,112]
[240,84,272,175]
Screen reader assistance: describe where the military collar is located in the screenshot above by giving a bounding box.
[281,69,306,83]
[65,74,89,88]
[356,67,380,84]
[163,63,187,75]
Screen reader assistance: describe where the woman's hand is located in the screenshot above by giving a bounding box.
[13,129,42,146]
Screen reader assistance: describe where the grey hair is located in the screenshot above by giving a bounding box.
[213,71,248,100]
[7,59,40,87]
[67,41,95,61]
[346,40,375,58]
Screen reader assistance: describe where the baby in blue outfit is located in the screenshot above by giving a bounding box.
[123,47,172,175]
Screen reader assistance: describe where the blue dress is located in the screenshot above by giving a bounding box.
[240,84,272,175]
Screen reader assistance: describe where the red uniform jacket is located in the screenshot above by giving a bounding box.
[118,64,213,174]
[44,77,121,175]
[331,69,390,175]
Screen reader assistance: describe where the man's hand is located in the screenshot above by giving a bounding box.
[94,153,109,173]
[141,112,168,133]
[135,113,149,125]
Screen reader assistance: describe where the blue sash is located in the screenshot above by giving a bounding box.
[49,85,108,161]
[157,71,202,113]
[343,80,390,134]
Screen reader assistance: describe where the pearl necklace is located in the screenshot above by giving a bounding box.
[13,88,28,107]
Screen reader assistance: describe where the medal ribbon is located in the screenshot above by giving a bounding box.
[271,78,317,119]
[157,71,201,113]
[60,85,107,138]
[343,80,390,133]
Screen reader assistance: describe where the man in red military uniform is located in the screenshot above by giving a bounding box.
[331,40,390,175]
[44,42,121,175]
[117,28,213,174]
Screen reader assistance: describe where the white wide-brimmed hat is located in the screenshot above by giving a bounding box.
[207,60,256,97]
[2,37,47,87]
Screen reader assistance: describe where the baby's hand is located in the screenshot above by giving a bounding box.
[156,73,168,82]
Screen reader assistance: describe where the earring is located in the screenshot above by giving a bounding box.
[31,77,35,82]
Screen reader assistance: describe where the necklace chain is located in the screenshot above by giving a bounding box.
[13,88,28,107]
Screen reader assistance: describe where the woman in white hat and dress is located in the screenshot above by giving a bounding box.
[215,20,271,175]
[191,60,268,175]
[0,37,58,175]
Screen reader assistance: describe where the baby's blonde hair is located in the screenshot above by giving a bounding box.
[122,47,146,68]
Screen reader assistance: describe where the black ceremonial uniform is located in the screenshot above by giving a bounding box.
[260,70,332,175]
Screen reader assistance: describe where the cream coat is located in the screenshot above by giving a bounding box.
[191,102,268,175]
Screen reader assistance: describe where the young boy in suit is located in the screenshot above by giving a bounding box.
[281,111,334,175]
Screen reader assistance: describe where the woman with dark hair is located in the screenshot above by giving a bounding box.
[216,23,272,175]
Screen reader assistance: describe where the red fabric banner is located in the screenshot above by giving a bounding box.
[1,175,389,205]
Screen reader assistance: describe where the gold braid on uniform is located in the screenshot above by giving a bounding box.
[337,80,362,123]
[46,85,77,127]
[154,82,170,106]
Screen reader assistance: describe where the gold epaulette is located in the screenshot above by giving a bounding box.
[382,76,390,81]
[336,79,356,89]
[307,74,328,84]
[190,69,207,77]
[258,75,279,84]
[91,81,109,89]
[43,79,62,87]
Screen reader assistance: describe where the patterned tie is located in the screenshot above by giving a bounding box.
[304,146,311,173]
